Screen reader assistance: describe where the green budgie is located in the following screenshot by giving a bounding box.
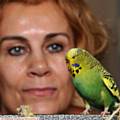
[65,48,120,115]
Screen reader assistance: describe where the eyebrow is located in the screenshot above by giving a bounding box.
[0,32,71,45]
[0,36,27,45]
[45,33,70,40]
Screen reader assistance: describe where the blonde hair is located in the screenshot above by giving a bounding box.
[0,0,108,109]
[0,0,108,55]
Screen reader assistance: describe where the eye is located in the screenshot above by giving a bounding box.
[8,46,26,56]
[47,43,63,53]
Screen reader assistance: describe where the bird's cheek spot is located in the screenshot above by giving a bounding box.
[72,73,76,78]
[76,69,79,74]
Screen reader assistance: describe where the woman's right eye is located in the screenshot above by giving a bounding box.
[8,46,26,56]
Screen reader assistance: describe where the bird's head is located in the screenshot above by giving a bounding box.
[65,48,86,77]
[65,48,96,78]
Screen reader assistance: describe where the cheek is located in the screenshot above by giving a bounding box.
[50,58,74,95]
[0,61,26,112]
[0,61,26,87]
[51,58,70,82]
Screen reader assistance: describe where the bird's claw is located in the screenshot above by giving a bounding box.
[82,109,90,115]
[101,111,110,116]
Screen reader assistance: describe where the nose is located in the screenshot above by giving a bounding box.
[27,54,50,78]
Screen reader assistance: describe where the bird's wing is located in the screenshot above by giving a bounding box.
[102,71,120,99]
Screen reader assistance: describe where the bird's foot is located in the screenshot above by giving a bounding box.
[100,107,110,117]
[101,111,110,116]
[82,109,90,115]
[107,106,120,120]
[83,101,90,115]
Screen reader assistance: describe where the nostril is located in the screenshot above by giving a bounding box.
[28,71,38,77]
[31,72,38,76]
[28,68,50,78]
[27,56,50,77]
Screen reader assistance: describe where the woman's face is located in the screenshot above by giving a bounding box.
[0,1,74,114]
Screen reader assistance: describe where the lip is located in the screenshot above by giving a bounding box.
[22,87,57,97]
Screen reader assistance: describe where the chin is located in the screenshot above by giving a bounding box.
[30,102,62,114]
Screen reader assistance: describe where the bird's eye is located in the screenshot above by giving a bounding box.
[72,56,75,59]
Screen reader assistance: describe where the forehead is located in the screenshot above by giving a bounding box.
[0,1,71,35]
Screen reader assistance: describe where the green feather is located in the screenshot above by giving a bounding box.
[65,48,120,113]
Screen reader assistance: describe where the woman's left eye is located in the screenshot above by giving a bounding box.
[47,43,63,53]
[8,46,26,56]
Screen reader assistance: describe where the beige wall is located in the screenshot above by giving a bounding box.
[85,0,120,86]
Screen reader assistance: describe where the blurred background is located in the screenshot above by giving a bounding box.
[85,0,120,87]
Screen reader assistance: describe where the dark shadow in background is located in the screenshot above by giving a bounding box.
[85,0,120,87]
[117,0,120,63]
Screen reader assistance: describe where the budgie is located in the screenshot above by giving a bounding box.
[65,48,120,115]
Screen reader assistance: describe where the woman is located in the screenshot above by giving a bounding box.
[0,0,108,114]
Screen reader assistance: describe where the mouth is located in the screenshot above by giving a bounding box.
[22,87,57,97]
